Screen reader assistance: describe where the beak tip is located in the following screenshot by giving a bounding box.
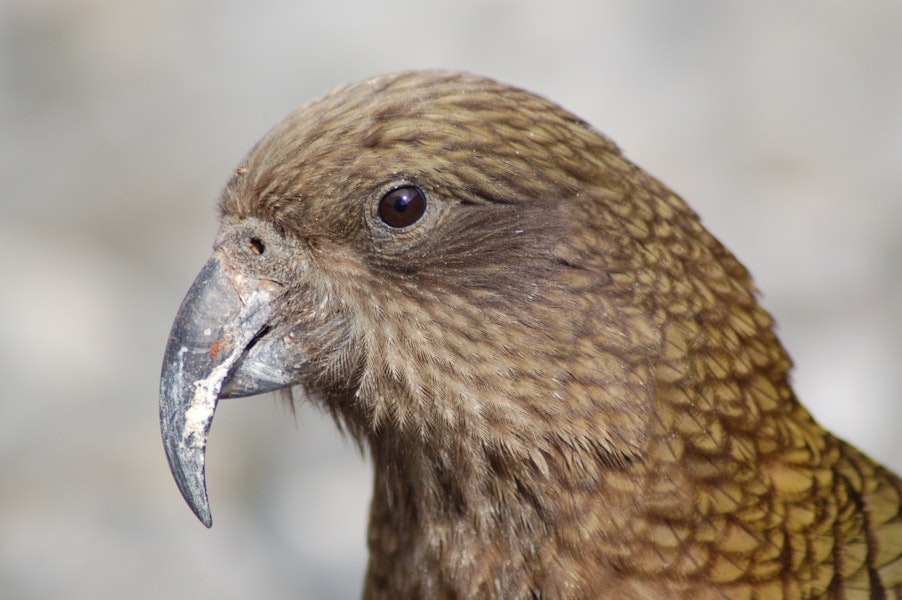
[174,466,214,528]
[172,463,214,528]
[162,432,215,528]
[195,503,213,529]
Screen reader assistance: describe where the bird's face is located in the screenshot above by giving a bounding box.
[160,71,660,527]
[159,71,902,598]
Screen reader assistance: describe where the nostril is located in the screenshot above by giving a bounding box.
[249,237,265,255]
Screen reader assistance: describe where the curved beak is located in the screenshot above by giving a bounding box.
[159,256,278,527]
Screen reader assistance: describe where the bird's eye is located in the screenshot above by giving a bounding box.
[377,186,427,228]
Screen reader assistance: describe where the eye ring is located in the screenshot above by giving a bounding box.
[377,186,427,228]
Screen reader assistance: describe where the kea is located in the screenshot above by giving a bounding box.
[160,70,902,598]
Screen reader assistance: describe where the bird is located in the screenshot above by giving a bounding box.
[159,70,902,599]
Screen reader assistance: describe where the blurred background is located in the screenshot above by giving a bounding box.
[1,1,900,598]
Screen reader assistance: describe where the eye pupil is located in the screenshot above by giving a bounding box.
[378,186,427,228]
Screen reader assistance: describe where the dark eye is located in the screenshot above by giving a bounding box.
[377,186,427,228]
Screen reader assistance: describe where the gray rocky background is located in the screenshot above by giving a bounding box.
[1,1,900,598]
